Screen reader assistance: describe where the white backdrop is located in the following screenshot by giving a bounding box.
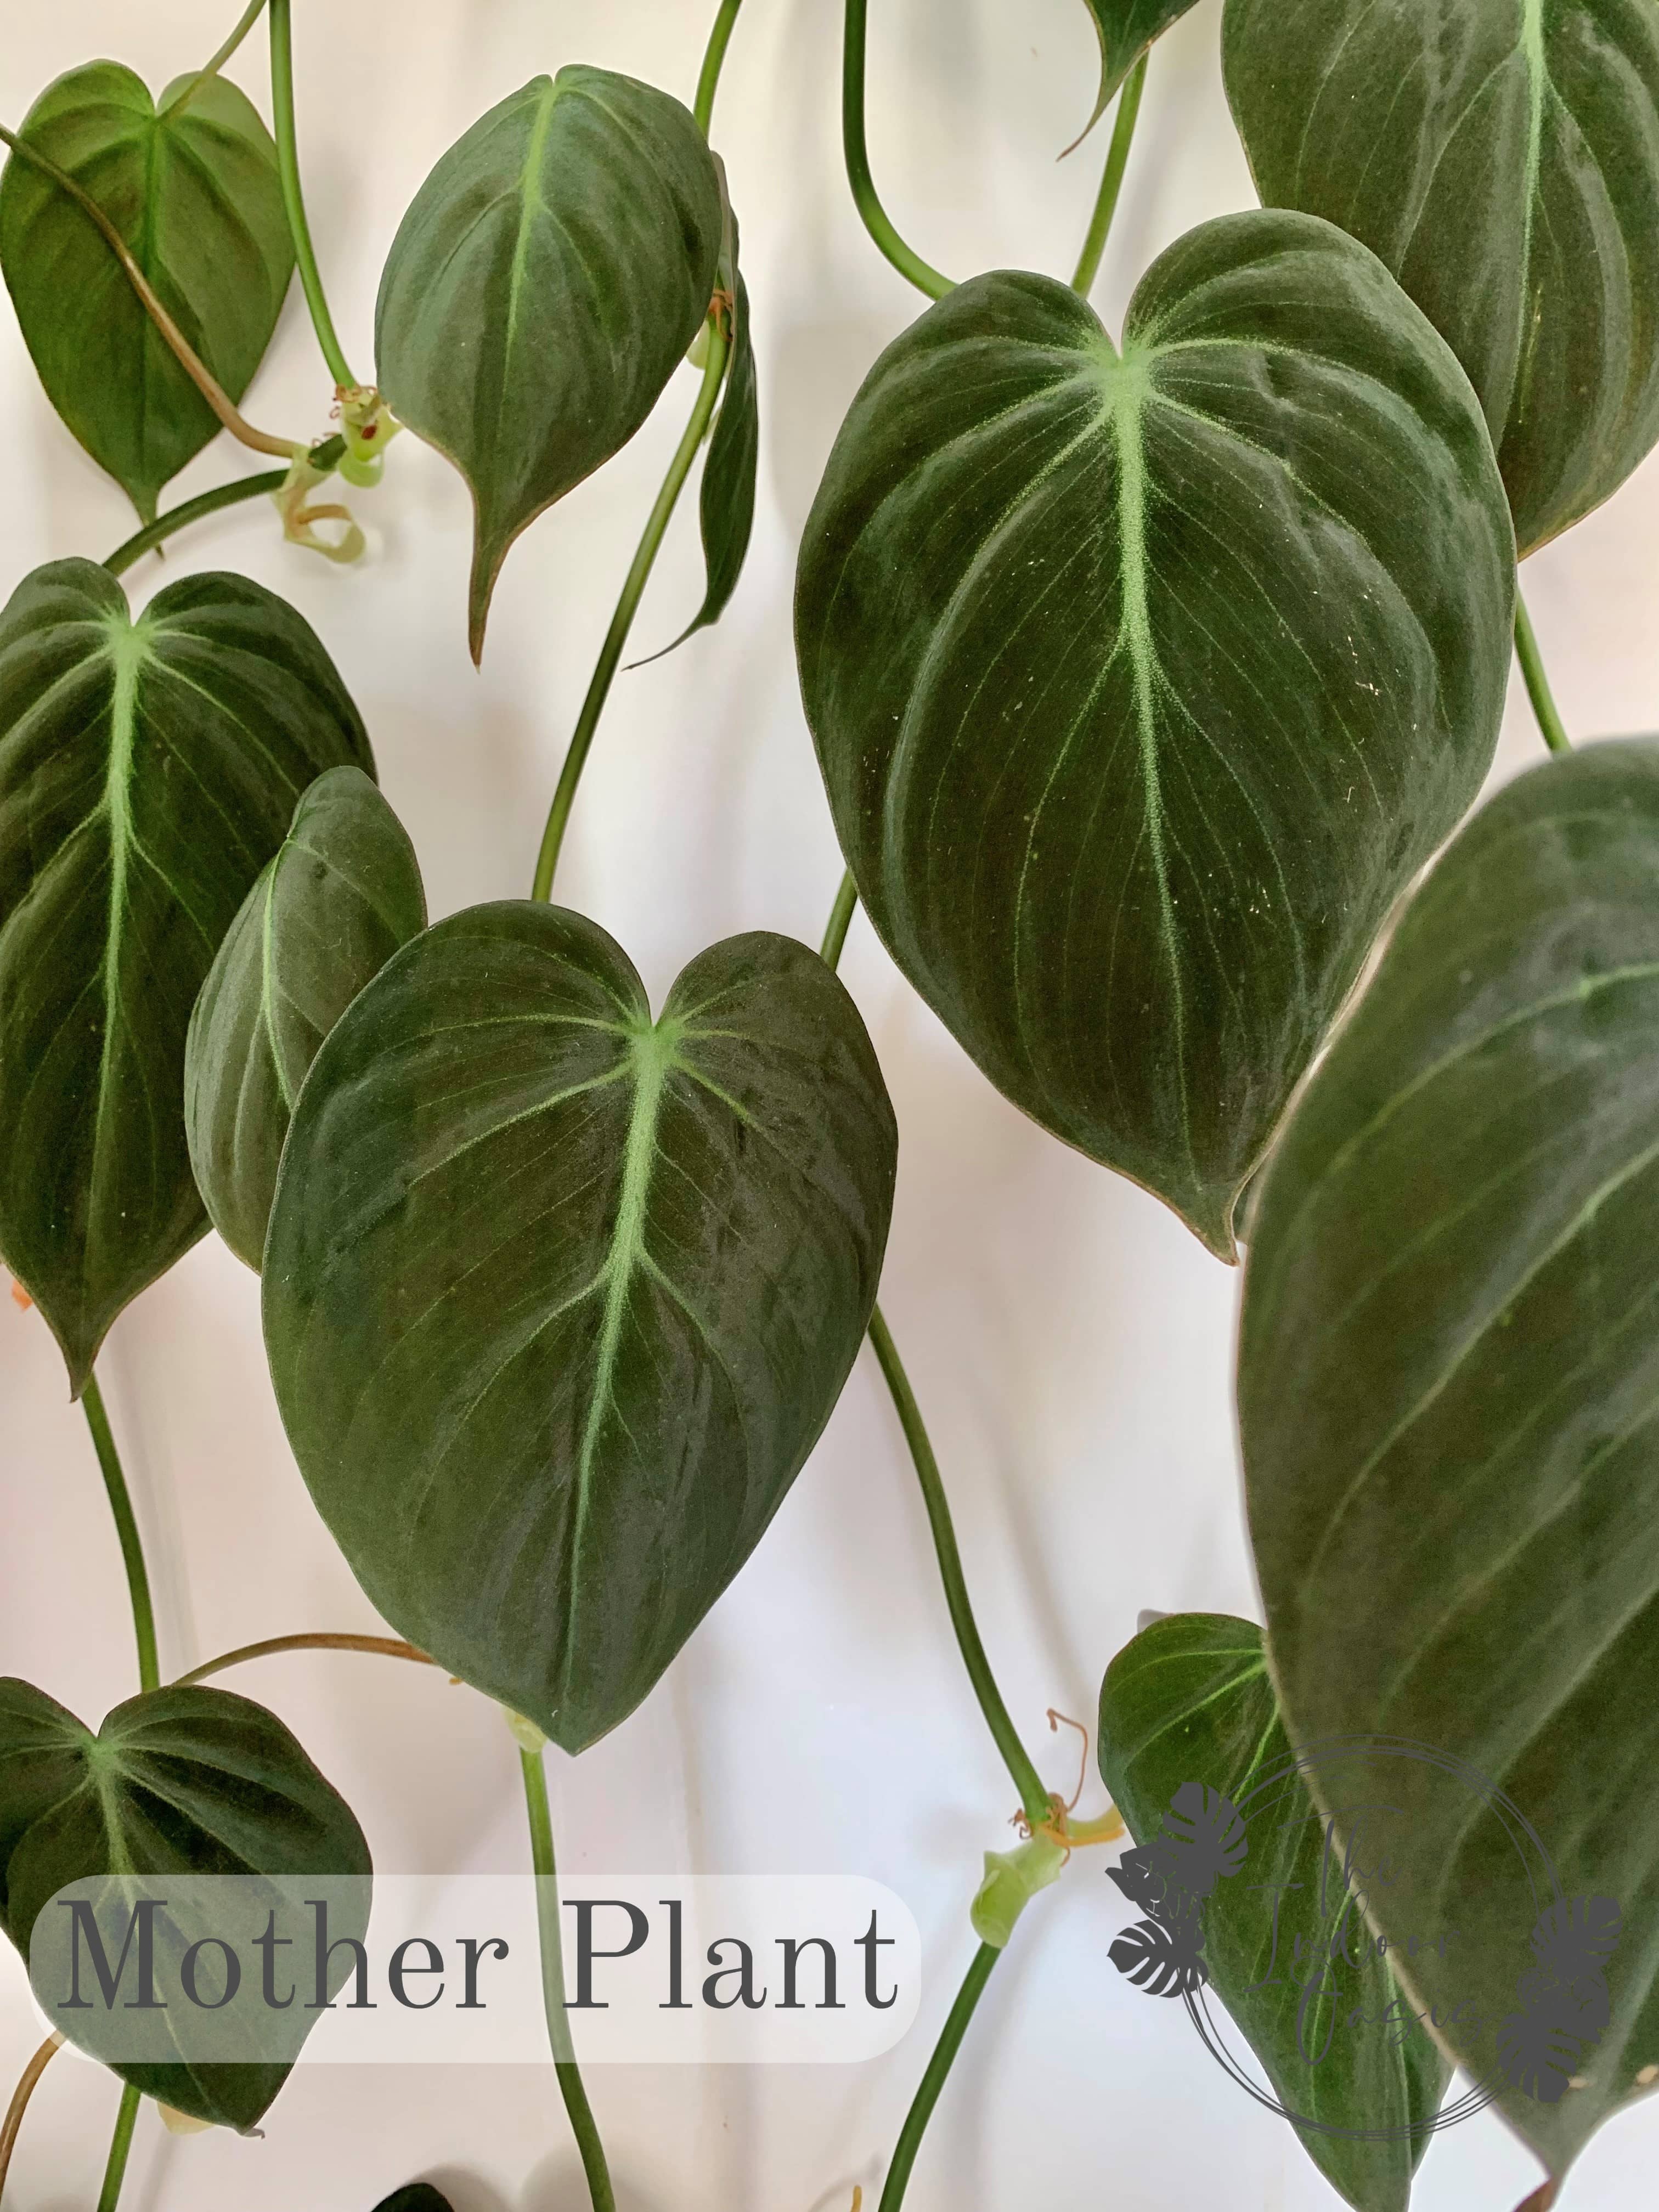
[2,4,1656,2209]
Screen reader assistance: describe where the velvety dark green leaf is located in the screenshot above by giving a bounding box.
[0,560,373,1393]
[1240,738,1659,2180]
[263,909,896,1752]
[373,2191,453,2212]
[1099,1615,1450,2212]
[796,211,1514,1257]
[1075,2,1203,140]
[375,67,724,662]
[0,1677,370,2131]
[186,768,426,1272]
[1223,0,1659,553]
[0,63,294,521]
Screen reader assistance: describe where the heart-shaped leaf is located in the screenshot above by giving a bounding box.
[374,2192,454,2212]
[1239,739,1659,2181]
[375,67,724,661]
[0,560,373,1392]
[796,210,1514,1257]
[186,767,426,1272]
[0,64,294,521]
[1075,3,1202,143]
[1099,1615,1451,2212]
[263,909,896,1752]
[0,1677,370,2132]
[1222,0,1659,553]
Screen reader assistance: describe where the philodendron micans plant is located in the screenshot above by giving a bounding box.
[0,1,1656,2209]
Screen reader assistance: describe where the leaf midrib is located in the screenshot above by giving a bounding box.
[503,81,561,399]
[89,621,145,1221]
[560,1020,680,1689]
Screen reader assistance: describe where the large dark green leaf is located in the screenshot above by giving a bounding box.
[0,63,294,521]
[796,211,1514,1258]
[375,67,724,662]
[1223,0,1659,554]
[263,909,896,1752]
[1240,738,1659,2181]
[1099,1614,1450,2212]
[373,2191,453,2212]
[0,560,372,1393]
[0,1677,370,2131]
[186,767,426,1272]
[1075,2,1203,140]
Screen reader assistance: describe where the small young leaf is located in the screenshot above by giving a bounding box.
[796,211,1515,1256]
[375,68,724,661]
[1223,0,1659,551]
[0,1678,370,2132]
[644,272,759,663]
[0,64,294,520]
[970,1832,1066,1948]
[0,561,373,1392]
[1239,739,1659,2182]
[263,910,897,1752]
[1074,3,1201,143]
[187,768,426,1272]
[1099,1614,1450,2212]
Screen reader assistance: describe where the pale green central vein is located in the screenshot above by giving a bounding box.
[1110,390,1188,1085]
[1519,0,1547,283]
[564,1020,679,1657]
[260,856,294,1112]
[503,84,559,380]
[93,624,146,1182]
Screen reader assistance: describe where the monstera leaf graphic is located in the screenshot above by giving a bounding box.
[1515,1965,1611,2044]
[1109,1909,1209,1997]
[1495,1896,1623,2104]
[1160,1781,1247,1899]
[1497,2006,1584,2106]
[1107,1839,1178,1916]
[1532,1897,1622,1981]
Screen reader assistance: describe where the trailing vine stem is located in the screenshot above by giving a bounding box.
[520,1746,617,2212]
[82,1374,160,1696]
[163,0,269,117]
[268,0,357,390]
[0,126,297,459]
[95,2083,140,2212]
[819,878,1051,1825]
[1071,52,1149,297]
[172,1632,437,1688]
[1514,591,1572,754]
[0,2032,61,2200]
[820,866,859,967]
[101,436,346,578]
[843,0,953,300]
[866,1310,1052,1829]
[695,0,746,136]
[531,315,731,902]
[877,1943,1000,2212]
